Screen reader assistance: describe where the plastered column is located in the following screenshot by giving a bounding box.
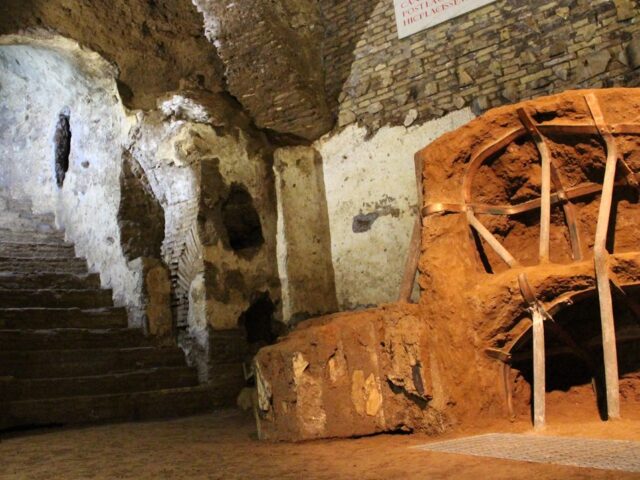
[274,146,338,323]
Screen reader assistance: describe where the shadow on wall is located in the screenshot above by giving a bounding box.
[118,150,165,261]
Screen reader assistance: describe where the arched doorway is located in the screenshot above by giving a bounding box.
[507,288,640,423]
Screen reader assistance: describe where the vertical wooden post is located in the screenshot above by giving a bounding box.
[399,155,423,302]
[517,109,551,261]
[518,273,546,429]
[586,93,621,420]
[532,308,546,430]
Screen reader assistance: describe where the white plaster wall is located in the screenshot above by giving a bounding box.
[315,109,475,309]
[0,34,140,317]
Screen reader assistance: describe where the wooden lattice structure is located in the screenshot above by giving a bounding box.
[404,93,640,428]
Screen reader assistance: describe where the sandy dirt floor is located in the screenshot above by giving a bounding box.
[1,404,639,480]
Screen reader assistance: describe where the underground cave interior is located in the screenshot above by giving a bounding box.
[0,20,639,462]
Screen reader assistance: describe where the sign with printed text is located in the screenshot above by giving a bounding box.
[393,0,497,39]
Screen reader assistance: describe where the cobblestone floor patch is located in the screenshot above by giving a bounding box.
[413,433,640,473]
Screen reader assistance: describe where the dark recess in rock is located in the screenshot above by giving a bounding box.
[352,212,379,233]
[238,292,276,345]
[221,183,264,253]
[53,108,71,188]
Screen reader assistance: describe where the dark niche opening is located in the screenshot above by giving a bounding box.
[221,183,264,253]
[54,108,71,188]
[238,292,276,346]
[510,292,640,421]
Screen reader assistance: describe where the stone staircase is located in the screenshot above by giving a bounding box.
[0,193,227,430]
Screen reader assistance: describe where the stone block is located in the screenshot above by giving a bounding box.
[576,49,612,82]
[627,35,640,70]
[254,305,446,441]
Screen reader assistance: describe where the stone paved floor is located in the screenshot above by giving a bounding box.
[414,433,640,473]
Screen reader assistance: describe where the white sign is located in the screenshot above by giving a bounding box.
[393,0,497,39]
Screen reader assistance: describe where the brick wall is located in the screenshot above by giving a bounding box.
[321,0,640,130]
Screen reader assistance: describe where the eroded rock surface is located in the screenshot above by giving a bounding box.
[0,0,225,110]
[255,304,449,441]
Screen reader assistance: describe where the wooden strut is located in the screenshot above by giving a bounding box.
[423,174,640,217]
[517,109,551,262]
[485,347,515,419]
[467,209,519,268]
[502,362,516,421]
[398,155,424,302]
[518,273,546,430]
[517,108,583,261]
[610,276,640,321]
[585,93,621,420]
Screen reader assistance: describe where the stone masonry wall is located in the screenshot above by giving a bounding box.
[322,0,640,131]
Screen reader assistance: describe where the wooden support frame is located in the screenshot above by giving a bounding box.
[467,209,519,268]
[517,109,552,262]
[398,155,424,302]
[501,362,515,420]
[423,173,640,217]
[518,273,546,430]
[410,96,640,427]
[610,276,640,321]
[531,308,546,430]
[519,110,583,260]
[585,93,621,420]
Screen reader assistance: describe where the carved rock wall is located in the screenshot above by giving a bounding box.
[273,146,338,323]
[0,34,142,320]
[0,0,225,110]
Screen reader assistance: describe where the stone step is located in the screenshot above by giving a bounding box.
[0,197,33,213]
[0,216,56,232]
[0,328,147,351]
[0,211,56,225]
[0,385,224,430]
[0,272,101,290]
[0,242,76,259]
[0,256,88,274]
[0,193,34,207]
[210,329,249,364]
[0,307,127,329]
[0,230,66,244]
[1,367,200,401]
[0,346,186,378]
[0,288,113,309]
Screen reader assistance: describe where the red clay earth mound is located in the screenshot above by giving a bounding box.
[254,88,640,441]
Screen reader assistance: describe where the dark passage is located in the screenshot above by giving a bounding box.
[239,292,276,346]
[54,109,71,188]
[221,183,264,253]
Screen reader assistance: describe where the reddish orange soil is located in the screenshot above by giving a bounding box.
[1,407,639,480]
